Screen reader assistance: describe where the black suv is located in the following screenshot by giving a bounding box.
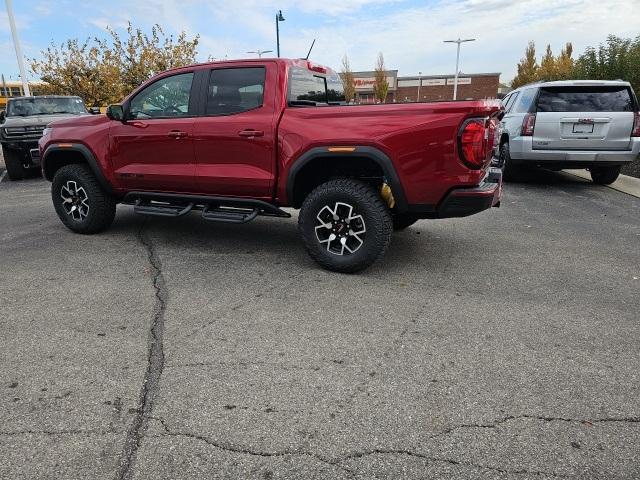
[0,96,91,180]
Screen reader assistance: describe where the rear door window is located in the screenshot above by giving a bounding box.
[503,92,519,112]
[206,67,266,115]
[536,86,634,112]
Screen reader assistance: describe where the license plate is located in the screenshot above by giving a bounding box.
[572,123,594,134]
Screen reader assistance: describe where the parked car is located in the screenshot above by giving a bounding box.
[39,58,502,272]
[0,96,91,180]
[497,80,640,184]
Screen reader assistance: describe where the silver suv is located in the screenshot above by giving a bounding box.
[497,80,640,184]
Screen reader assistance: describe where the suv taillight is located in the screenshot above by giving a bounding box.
[632,111,640,137]
[458,117,490,169]
[521,113,536,136]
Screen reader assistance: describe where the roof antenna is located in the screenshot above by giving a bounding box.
[305,39,316,60]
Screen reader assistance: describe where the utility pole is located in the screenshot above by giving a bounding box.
[5,0,31,96]
[247,50,273,58]
[417,71,422,102]
[275,10,285,58]
[443,38,475,100]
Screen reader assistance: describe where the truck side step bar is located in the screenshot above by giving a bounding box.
[202,205,259,224]
[123,191,291,223]
[134,199,194,217]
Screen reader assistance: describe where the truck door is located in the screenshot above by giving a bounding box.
[109,72,196,192]
[193,63,278,199]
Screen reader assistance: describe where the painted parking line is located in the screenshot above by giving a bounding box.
[564,169,640,199]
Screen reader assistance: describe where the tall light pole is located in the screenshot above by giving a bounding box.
[247,50,273,58]
[5,0,30,96]
[417,71,422,102]
[444,38,475,100]
[275,10,285,58]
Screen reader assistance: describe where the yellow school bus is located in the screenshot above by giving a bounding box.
[0,80,46,110]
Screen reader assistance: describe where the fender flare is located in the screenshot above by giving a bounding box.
[42,143,115,195]
[286,146,408,211]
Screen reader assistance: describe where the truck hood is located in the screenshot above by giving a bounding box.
[2,113,90,128]
[46,114,109,128]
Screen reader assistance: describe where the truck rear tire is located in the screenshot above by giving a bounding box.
[590,165,620,185]
[299,179,392,273]
[2,146,27,181]
[51,164,116,234]
[392,213,420,231]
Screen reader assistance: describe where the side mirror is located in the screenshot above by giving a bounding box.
[0,110,5,124]
[106,104,124,121]
[89,107,101,115]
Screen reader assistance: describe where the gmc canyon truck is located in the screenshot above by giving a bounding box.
[1,96,91,180]
[39,58,502,272]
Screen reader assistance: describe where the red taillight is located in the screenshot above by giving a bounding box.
[458,118,488,169]
[521,113,536,136]
[632,111,640,137]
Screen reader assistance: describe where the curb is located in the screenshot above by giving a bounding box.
[564,169,640,199]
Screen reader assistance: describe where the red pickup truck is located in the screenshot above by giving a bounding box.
[39,58,502,272]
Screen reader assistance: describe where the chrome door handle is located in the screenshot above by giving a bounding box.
[238,129,264,138]
[168,130,188,139]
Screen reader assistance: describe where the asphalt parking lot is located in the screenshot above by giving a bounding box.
[1,167,639,479]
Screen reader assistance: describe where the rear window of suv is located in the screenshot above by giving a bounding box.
[537,86,634,112]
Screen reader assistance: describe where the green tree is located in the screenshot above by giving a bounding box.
[373,52,389,103]
[340,55,356,103]
[573,35,640,93]
[511,41,539,88]
[30,23,199,106]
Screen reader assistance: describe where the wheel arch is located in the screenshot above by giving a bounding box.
[286,146,408,211]
[42,144,115,195]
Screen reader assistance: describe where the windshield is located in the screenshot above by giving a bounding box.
[7,97,87,117]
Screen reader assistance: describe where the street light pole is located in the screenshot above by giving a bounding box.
[5,0,30,96]
[247,50,273,58]
[275,10,285,58]
[417,71,422,102]
[444,38,475,100]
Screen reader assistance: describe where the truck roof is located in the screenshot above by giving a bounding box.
[162,58,329,74]
[518,79,632,89]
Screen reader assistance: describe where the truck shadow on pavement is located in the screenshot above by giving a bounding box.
[107,209,466,277]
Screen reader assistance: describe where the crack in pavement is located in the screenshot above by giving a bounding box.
[150,417,355,477]
[146,412,640,479]
[342,449,571,478]
[114,221,167,480]
[0,428,115,436]
[427,413,640,441]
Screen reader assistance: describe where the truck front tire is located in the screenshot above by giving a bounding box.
[299,179,392,273]
[590,165,620,185]
[52,164,116,234]
[2,146,27,181]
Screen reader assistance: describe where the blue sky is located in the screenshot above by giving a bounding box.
[1,0,637,85]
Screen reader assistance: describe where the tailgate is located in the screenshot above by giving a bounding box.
[533,85,635,151]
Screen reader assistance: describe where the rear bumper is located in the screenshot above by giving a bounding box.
[437,167,502,218]
[509,136,640,164]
